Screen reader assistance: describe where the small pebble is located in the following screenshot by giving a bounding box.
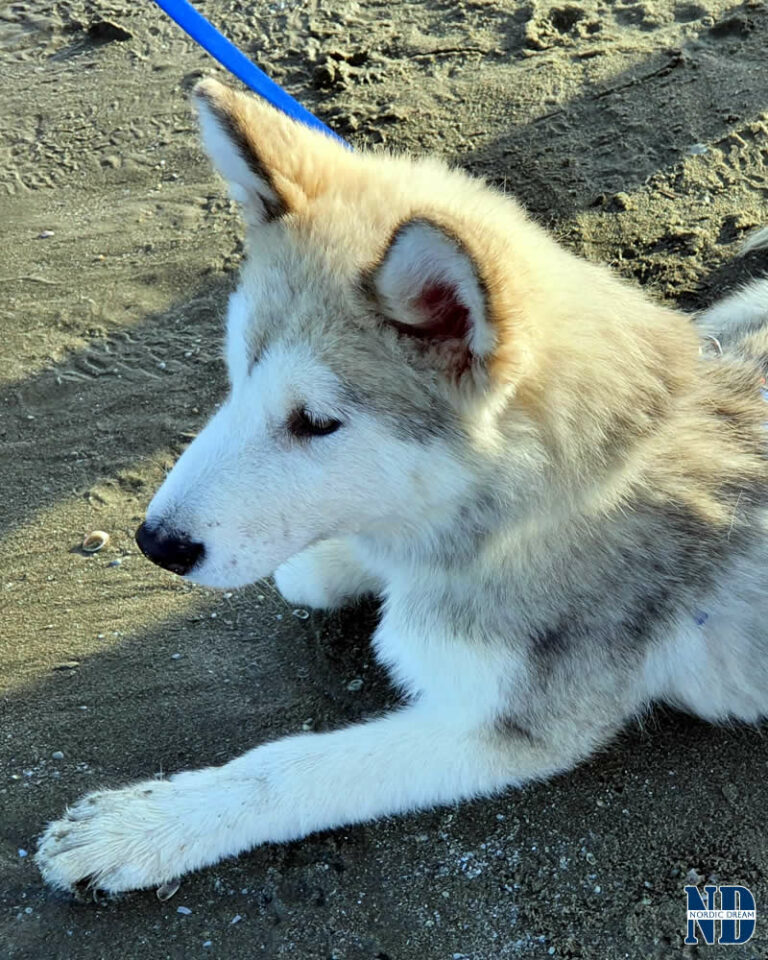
[230,914,242,925]
[51,751,64,760]
[108,558,122,568]
[203,943,212,949]
[177,905,192,915]
[292,608,309,620]
[18,849,28,858]
[156,878,181,901]
[82,530,110,553]
[346,677,364,691]
[38,230,54,239]
[170,653,181,660]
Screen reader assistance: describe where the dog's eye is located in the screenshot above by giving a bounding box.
[287,408,343,439]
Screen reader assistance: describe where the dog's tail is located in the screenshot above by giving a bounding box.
[697,228,768,352]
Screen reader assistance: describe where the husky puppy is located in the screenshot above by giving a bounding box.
[37,79,768,894]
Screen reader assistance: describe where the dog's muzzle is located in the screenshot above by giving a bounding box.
[135,522,205,576]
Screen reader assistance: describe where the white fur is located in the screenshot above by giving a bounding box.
[37,702,521,893]
[196,97,282,223]
[698,278,768,337]
[738,225,768,257]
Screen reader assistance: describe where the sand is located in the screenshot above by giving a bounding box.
[2,1,768,957]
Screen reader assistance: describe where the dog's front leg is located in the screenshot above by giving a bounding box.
[36,706,554,894]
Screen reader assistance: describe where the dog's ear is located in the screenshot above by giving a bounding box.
[192,78,345,225]
[369,218,493,378]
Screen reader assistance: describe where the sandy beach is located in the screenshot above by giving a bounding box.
[2,1,768,956]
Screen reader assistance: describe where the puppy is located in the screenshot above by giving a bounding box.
[37,79,768,894]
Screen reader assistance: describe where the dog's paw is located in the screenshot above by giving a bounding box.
[274,539,379,610]
[273,555,341,609]
[36,780,188,894]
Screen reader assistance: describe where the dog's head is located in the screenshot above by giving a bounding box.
[134,79,588,587]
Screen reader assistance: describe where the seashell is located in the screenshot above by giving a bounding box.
[82,530,110,553]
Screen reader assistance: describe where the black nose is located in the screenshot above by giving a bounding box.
[135,522,205,576]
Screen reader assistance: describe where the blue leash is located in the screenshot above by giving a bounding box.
[151,0,348,147]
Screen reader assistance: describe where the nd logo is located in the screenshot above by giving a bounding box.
[685,884,756,945]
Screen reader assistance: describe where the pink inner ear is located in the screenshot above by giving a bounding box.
[411,283,470,341]
[387,281,473,377]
